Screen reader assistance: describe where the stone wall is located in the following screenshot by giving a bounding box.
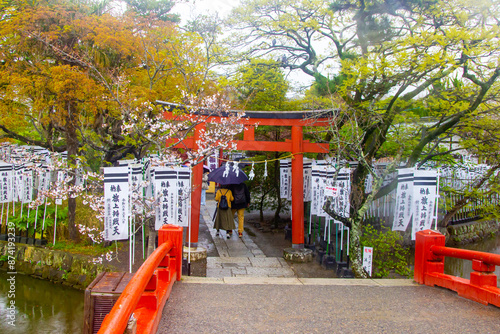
[442,220,500,246]
[0,241,113,290]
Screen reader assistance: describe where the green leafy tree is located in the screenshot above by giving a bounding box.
[227,0,500,276]
[124,0,179,22]
[231,58,292,224]
[232,58,289,111]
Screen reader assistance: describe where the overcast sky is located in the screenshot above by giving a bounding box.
[173,0,240,24]
[172,0,314,95]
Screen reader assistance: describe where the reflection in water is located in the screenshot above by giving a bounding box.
[0,270,84,334]
[444,234,500,285]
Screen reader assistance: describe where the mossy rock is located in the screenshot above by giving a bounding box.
[42,250,55,266]
[41,266,51,279]
[15,245,26,261]
[49,268,64,283]
[53,251,73,271]
[17,261,35,275]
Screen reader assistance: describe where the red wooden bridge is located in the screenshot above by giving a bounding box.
[88,228,500,334]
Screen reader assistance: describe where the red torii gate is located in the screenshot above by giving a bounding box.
[159,102,332,249]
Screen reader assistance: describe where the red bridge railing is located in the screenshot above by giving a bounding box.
[98,224,183,334]
[415,229,500,307]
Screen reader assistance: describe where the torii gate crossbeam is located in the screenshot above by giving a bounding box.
[159,102,333,249]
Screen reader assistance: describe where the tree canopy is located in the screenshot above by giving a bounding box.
[227,0,500,276]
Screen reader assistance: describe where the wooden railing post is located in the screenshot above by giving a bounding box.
[97,224,183,334]
[414,229,445,284]
[470,259,497,288]
[414,229,500,307]
[158,224,183,281]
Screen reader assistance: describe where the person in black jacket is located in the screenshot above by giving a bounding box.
[229,183,250,238]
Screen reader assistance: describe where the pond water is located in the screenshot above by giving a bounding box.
[0,270,84,334]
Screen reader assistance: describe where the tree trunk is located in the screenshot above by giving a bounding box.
[147,219,157,257]
[259,194,265,222]
[348,158,400,277]
[349,221,365,277]
[66,103,79,242]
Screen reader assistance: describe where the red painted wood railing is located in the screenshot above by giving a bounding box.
[98,224,183,334]
[415,229,500,307]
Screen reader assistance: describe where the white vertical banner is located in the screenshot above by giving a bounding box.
[13,164,24,202]
[129,164,143,213]
[303,158,312,202]
[362,246,373,277]
[287,160,292,201]
[37,166,51,195]
[392,168,414,231]
[318,166,328,218]
[143,159,152,199]
[310,165,322,216]
[154,167,178,230]
[75,168,84,187]
[365,173,374,194]
[0,163,13,203]
[412,170,438,240]
[117,159,136,167]
[207,154,218,172]
[22,168,33,203]
[57,170,67,184]
[176,167,191,227]
[280,159,290,199]
[104,167,130,241]
[323,167,336,218]
[335,168,351,220]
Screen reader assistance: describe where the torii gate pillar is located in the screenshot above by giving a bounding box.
[160,102,332,248]
[188,123,205,247]
[291,126,304,248]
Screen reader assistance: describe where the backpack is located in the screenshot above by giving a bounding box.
[219,190,229,210]
[233,184,246,205]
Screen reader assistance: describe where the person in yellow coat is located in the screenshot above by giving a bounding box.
[229,183,251,238]
[214,185,235,239]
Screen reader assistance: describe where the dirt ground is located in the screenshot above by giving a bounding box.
[108,204,339,278]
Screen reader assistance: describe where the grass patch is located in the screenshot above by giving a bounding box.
[49,240,120,256]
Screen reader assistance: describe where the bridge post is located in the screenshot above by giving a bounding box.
[158,225,183,281]
[414,229,445,284]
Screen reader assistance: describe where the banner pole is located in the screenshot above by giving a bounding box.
[26,205,30,238]
[34,205,39,240]
[340,223,344,263]
[326,219,331,255]
[129,215,132,273]
[0,203,3,234]
[132,218,135,265]
[41,199,48,241]
[335,222,338,261]
[5,203,9,236]
[128,167,132,273]
[188,167,192,276]
[53,203,58,245]
[346,227,350,268]
[308,202,312,245]
[434,168,441,230]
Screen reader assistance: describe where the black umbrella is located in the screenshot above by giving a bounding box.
[207,164,248,185]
